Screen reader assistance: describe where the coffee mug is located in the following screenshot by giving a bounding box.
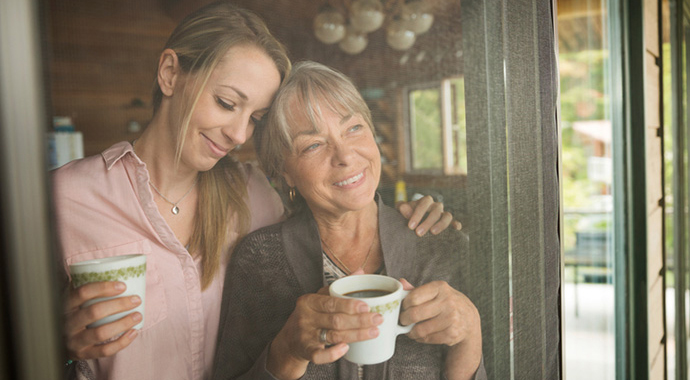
[69,254,147,330]
[329,274,414,365]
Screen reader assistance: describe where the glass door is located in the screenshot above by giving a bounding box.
[665,0,690,378]
[557,0,616,378]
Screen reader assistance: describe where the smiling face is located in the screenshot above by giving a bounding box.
[174,44,281,172]
[282,105,381,218]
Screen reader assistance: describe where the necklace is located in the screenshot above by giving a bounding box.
[132,139,198,215]
[321,234,376,275]
[148,178,198,215]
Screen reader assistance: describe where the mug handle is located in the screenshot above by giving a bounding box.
[395,290,415,335]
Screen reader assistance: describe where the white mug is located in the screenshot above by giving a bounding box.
[329,274,414,365]
[69,254,147,330]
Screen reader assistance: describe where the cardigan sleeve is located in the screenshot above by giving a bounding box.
[211,225,300,380]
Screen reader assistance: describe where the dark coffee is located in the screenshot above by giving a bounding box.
[344,289,392,298]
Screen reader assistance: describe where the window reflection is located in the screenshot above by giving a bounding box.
[406,77,467,175]
[409,85,443,171]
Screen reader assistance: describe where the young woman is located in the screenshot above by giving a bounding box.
[53,2,455,379]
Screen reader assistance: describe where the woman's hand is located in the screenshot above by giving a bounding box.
[396,195,462,236]
[266,293,382,380]
[64,281,142,360]
[399,279,482,380]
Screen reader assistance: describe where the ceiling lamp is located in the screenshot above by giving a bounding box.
[313,0,435,54]
[339,26,368,54]
[386,17,416,50]
[350,0,385,33]
[401,0,434,34]
[314,6,347,44]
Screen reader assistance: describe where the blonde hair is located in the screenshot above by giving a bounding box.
[153,1,291,289]
[255,61,374,212]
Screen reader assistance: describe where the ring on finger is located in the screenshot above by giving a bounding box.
[319,328,329,344]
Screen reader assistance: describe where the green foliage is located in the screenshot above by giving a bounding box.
[559,50,609,122]
[561,126,599,209]
[559,49,611,252]
[410,88,442,169]
[451,78,468,173]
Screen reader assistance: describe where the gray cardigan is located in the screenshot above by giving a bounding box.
[212,197,486,380]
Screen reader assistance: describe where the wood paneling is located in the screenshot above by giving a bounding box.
[646,54,662,127]
[643,1,665,377]
[557,0,602,19]
[650,342,665,379]
[647,206,664,288]
[46,0,176,156]
[648,275,664,344]
[645,0,660,57]
[647,127,663,213]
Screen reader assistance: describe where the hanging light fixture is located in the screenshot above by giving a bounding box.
[401,0,434,34]
[386,17,416,51]
[312,0,435,54]
[349,0,385,33]
[339,26,368,54]
[314,6,347,44]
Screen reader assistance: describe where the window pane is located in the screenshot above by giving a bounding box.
[450,77,468,173]
[664,1,690,378]
[43,0,561,378]
[558,0,615,378]
[409,87,442,170]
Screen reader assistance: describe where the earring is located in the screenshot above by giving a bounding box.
[289,187,296,202]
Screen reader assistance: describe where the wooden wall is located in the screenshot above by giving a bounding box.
[644,0,666,378]
[46,0,176,156]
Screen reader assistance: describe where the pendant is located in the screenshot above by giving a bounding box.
[172,205,179,215]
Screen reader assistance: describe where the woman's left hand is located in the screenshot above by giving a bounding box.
[398,280,480,347]
[399,279,483,380]
[396,195,461,236]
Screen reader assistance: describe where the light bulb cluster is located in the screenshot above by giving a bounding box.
[313,0,434,55]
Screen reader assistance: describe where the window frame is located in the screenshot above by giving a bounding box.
[403,77,467,176]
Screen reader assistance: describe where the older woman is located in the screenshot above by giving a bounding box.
[211,62,486,380]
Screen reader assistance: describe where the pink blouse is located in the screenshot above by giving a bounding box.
[52,142,284,380]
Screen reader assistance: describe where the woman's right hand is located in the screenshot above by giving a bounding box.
[64,281,142,360]
[266,293,383,380]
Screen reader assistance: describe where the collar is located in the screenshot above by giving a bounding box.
[101,141,144,170]
[281,193,419,293]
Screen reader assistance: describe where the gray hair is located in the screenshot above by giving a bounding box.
[255,61,375,202]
